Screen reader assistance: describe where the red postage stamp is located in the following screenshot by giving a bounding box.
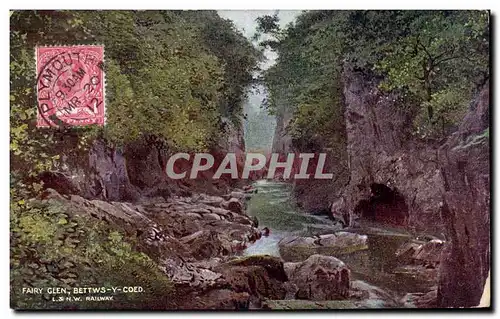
[36,45,105,127]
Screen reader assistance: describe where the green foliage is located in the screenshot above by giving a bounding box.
[10,11,261,309]
[10,197,172,310]
[10,10,260,186]
[366,11,489,137]
[178,11,263,125]
[257,10,489,143]
[258,11,346,149]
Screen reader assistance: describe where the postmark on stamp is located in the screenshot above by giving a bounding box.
[36,45,105,127]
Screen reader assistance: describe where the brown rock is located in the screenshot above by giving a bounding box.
[340,67,445,230]
[224,198,244,215]
[215,255,288,300]
[285,254,350,300]
[437,82,490,308]
[412,239,444,265]
[179,230,231,260]
[42,188,259,263]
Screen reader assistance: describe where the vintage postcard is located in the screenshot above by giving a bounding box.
[10,10,490,310]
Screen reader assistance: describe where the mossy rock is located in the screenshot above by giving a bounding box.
[10,199,173,310]
[215,255,288,300]
[226,254,283,268]
[222,254,288,282]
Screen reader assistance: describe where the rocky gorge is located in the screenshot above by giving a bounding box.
[28,181,447,309]
[10,10,490,311]
[271,66,490,308]
[14,56,489,312]
[12,72,490,310]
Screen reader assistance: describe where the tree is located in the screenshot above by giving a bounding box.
[256,10,489,143]
[343,10,489,137]
[10,10,261,309]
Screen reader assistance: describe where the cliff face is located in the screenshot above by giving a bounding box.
[293,148,347,213]
[271,65,490,307]
[337,68,445,231]
[437,83,490,307]
[40,120,247,201]
[220,117,246,160]
[337,67,490,307]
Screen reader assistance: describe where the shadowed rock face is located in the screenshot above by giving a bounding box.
[354,183,409,226]
[436,82,490,308]
[339,67,445,231]
[340,67,489,307]
[38,139,143,202]
[268,64,489,308]
[169,254,289,310]
[39,118,247,202]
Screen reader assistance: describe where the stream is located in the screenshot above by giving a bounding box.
[243,179,437,305]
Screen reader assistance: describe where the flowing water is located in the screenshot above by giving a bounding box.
[243,180,338,256]
[243,180,437,303]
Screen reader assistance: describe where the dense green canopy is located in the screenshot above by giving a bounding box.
[256,10,489,148]
[11,10,262,173]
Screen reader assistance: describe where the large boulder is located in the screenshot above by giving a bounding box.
[214,255,288,302]
[39,126,248,202]
[284,254,350,300]
[278,232,368,262]
[167,255,289,310]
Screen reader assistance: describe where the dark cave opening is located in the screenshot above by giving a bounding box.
[354,183,409,226]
